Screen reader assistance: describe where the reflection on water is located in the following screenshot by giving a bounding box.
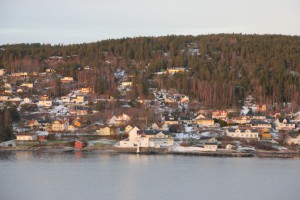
[0,151,300,200]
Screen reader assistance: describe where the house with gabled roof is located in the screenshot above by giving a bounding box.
[226,127,259,139]
[163,115,179,125]
[25,119,40,128]
[212,110,228,120]
[275,118,296,130]
[108,113,131,126]
[231,116,250,124]
[285,134,300,145]
[51,119,69,132]
[250,120,272,128]
[118,127,174,148]
[61,77,74,83]
[16,132,37,141]
[96,126,120,136]
[194,114,215,126]
[124,125,133,133]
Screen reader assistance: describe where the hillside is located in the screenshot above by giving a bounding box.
[1,34,300,108]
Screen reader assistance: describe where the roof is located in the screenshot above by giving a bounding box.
[164,115,179,121]
[204,143,218,145]
[179,116,192,121]
[138,130,171,135]
[250,120,271,125]
[16,132,35,136]
[278,118,292,123]
[199,136,214,140]
[227,128,258,133]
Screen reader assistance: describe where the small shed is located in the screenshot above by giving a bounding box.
[75,141,84,149]
[37,135,48,142]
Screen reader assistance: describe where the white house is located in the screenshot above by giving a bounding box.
[285,134,300,145]
[180,96,189,104]
[71,95,86,103]
[226,128,259,139]
[250,120,272,128]
[203,143,218,151]
[0,69,5,76]
[118,127,174,148]
[23,98,32,104]
[231,116,250,124]
[61,77,74,83]
[0,96,21,102]
[4,83,12,89]
[16,133,37,141]
[68,125,76,132]
[38,100,52,107]
[108,113,131,126]
[20,83,33,88]
[275,118,296,130]
[61,96,71,103]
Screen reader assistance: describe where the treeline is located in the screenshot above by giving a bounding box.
[0,107,20,142]
[0,34,299,107]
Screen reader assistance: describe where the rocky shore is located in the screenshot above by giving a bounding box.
[1,145,300,158]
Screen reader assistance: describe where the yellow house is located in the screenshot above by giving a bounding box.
[68,125,76,132]
[72,120,82,128]
[196,119,215,126]
[96,126,120,136]
[204,143,218,151]
[61,77,74,83]
[260,128,271,139]
[51,120,69,131]
[73,95,86,103]
[257,104,267,112]
[164,116,179,125]
[40,95,49,101]
[167,67,186,74]
[11,72,28,77]
[80,87,93,93]
[125,125,133,133]
[121,81,133,87]
[20,83,33,88]
[25,119,40,128]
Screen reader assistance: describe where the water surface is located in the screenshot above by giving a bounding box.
[0,151,299,200]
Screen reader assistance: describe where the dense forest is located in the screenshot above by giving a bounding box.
[1,34,300,108]
[0,107,19,142]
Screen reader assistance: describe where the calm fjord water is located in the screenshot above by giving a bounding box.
[0,151,300,200]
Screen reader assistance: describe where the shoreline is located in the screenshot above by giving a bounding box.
[1,146,300,158]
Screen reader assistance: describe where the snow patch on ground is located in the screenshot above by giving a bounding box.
[169,146,217,152]
[241,106,249,115]
[87,139,115,146]
[48,105,70,116]
[199,131,211,137]
[184,125,193,132]
[176,133,200,140]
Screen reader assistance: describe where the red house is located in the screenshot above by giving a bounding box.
[37,135,48,142]
[75,141,83,149]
